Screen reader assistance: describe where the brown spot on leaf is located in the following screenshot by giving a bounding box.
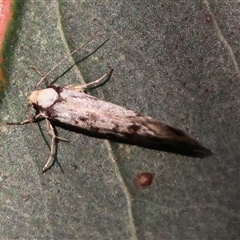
[135,172,155,187]
[205,14,213,23]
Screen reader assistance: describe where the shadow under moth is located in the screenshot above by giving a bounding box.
[7,39,212,173]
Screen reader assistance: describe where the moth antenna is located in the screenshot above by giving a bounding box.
[35,32,102,89]
[30,66,50,86]
[30,66,44,77]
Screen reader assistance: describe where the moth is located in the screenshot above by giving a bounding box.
[8,39,212,172]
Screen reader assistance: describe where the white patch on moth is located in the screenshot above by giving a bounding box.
[28,88,58,108]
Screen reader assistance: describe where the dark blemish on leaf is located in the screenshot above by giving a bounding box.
[71,164,78,171]
[205,14,213,23]
[22,194,32,201]
[135,172,155,187]
[159,165,164,170]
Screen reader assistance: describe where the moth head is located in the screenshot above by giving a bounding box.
[27,88,59,108]
[28,90,40,104]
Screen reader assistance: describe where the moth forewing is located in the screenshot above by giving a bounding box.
[31,83,211,165]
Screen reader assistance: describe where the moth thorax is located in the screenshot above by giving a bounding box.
[28,88,59,108]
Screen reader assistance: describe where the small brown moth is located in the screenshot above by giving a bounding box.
[7,38,212,172]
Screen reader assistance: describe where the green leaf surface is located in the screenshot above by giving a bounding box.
[1,1,239,239]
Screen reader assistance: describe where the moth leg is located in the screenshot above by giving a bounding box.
[6,114,44,125]
[80,68,113,90]
[66,68,113,91]
[42,119,68,173]
[42,119,57,172]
